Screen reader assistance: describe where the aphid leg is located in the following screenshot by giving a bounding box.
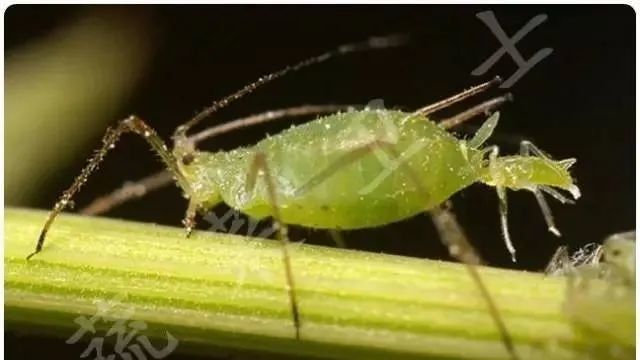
[438,93,513,129]
[429,202,481,262]
[28,116,189,260]
[531,191,561,237]
[539,186,575,205]
[246,151,301,340]
[294,141,519,359]
[519,140,562,237]
[429,204,519,360]
[415,76,502,116]
[378,145,519,360]
[81,171,173,215]
[519,140,552,159]
[497,186,517,262]
[488,145,518,262]
[328,229,347,248]
[183,200,199,237]
[80,105,351,216]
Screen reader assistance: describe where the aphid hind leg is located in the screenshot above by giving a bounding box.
[497,186,516,262]
[28,116,189,260]
[379,144,519,360]
[519,141,562,237]
[246,151,301,340]
[488,145,518,263]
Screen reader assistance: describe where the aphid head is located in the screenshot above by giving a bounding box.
[175,149,223,209]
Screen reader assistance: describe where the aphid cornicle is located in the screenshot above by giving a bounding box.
[29,35,580,360]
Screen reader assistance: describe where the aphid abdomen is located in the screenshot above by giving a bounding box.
[206,110,482,229]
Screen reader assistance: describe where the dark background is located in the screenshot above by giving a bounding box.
[5,5,635,359]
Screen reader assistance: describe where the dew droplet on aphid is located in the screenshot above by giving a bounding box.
[143,130,151,137]
[108,144,115,149]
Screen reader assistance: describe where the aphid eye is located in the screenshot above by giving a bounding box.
[182,153,195,165]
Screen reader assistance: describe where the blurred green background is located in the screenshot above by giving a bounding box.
[6,8,154,204]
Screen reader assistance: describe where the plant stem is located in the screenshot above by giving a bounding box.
[2,208,620,359]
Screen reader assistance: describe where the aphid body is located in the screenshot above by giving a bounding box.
[179,109,579,234]
[30,35,582,360]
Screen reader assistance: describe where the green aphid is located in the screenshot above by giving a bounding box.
[29,35,580,360]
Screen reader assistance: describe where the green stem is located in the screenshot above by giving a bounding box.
[2,208,618,359]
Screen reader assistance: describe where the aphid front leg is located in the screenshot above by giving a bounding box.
[183,200,199,237]
[245,151,301,340]
[28,115,190,260]
[80,105,352,216]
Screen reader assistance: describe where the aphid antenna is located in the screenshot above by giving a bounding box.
[188,104,353,144]
[79,104,355,216]
[174,34,411,140]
